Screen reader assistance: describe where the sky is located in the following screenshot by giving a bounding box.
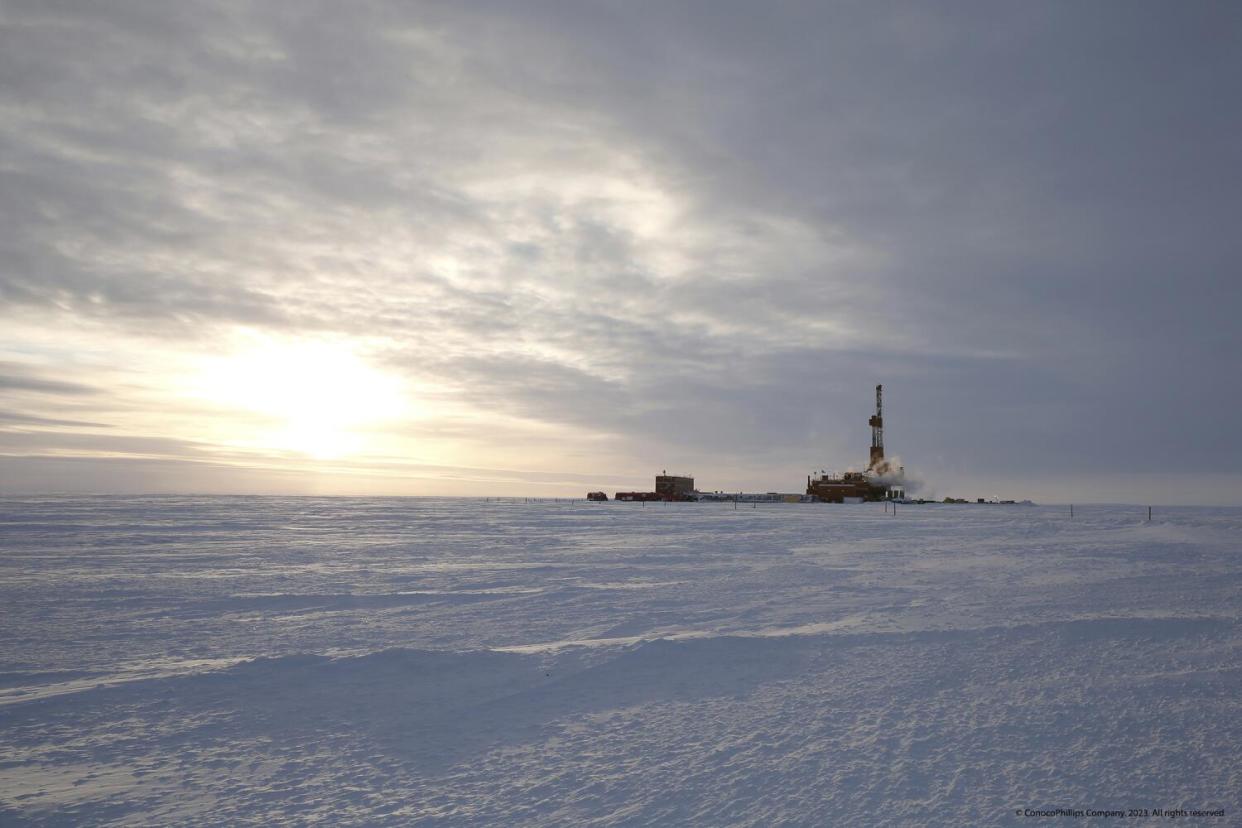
[2,1,1240,504]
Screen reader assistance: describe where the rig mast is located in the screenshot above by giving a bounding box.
[868,384,884,470]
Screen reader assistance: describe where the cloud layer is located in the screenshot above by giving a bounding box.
[2,1,1240,502]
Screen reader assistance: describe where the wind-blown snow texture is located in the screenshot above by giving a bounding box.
[1,497,1239,825]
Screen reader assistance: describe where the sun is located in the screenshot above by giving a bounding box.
[195,337,407,459]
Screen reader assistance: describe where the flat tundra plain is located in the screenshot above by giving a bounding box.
[1,496,1240,825]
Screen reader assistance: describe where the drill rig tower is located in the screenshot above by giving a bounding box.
[868,384,884,471]
[806,384,903,502]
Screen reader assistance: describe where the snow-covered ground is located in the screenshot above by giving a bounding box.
[1,496,1239,825]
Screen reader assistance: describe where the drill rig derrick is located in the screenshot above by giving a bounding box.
[868,384,884,471]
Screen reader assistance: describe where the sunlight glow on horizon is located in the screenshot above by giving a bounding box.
[192,335,409,460]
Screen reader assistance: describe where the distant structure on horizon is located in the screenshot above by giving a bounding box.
[869,382,886,471]
[655,472,695,499]
[805,384,905,503]
[614,471,696,502]
[590,385,908,504]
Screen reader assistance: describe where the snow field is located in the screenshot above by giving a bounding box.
[1,497,1239,825]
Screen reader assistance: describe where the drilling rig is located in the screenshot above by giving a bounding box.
[806,383,905,502]
[868,384,884,471]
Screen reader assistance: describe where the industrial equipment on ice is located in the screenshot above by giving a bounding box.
[805,384,905,503]
[588,385,907,504]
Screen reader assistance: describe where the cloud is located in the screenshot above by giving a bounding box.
[0,363,99,395]
[0,410,110,428]
[1,1,1240,500]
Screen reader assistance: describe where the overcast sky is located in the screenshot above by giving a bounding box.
[2,1,1240,503]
